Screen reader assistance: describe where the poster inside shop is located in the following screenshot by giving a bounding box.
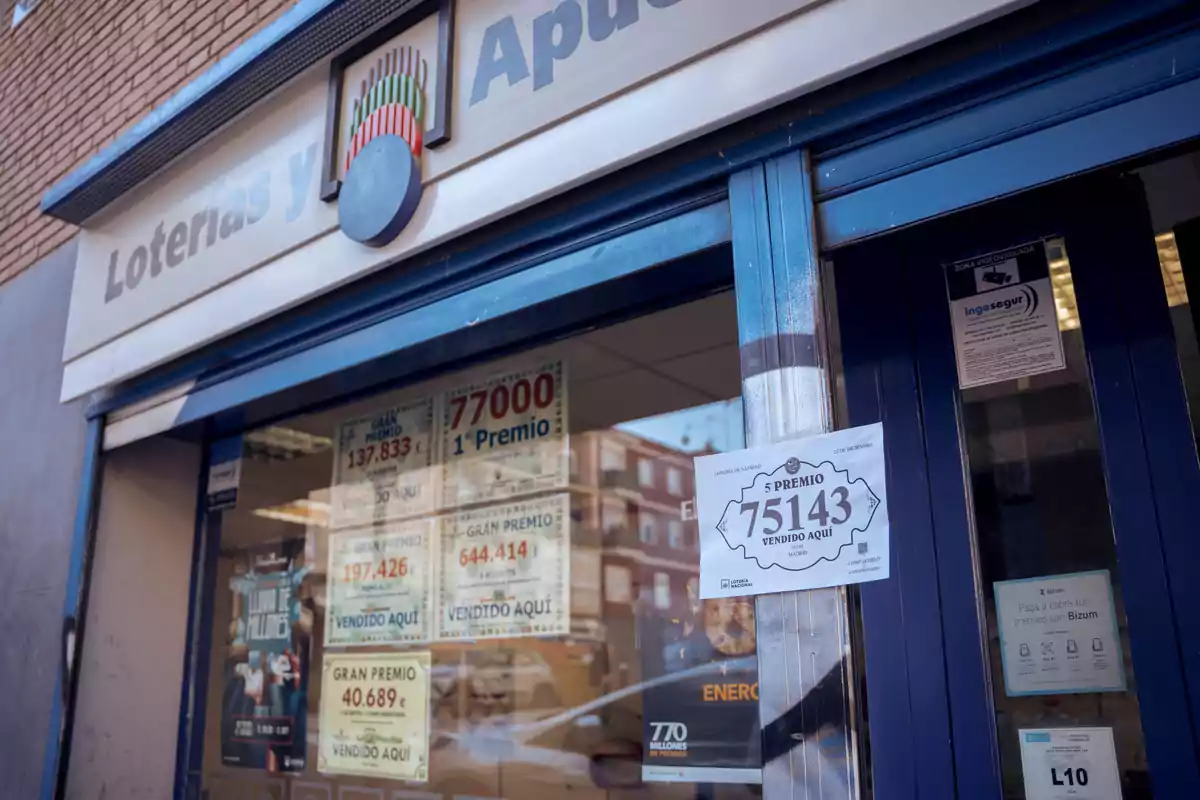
[640,587,762,784]
[944,241,1067,389]
[1018,727,1122,800]
[325,519,434,647]
[994,570,1126,696]
[331,397,436,528]
[440,360,568,508]
[695,423,889,599]
[221,544,312,773]
[318,652,432,782]
[438,493,570,641]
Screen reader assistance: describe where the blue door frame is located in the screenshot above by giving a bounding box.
[838,173,1200,799]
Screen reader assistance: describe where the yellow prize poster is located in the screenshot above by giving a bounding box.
[317,652,431,781]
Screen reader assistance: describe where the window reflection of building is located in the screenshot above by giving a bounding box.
[639,512,658,545]
[638,458,655,488]
[565,427,709,692]
[666,466,684,497]
[667,518,683,549]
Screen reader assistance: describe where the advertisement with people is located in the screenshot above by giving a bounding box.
[220,543,312,773]
[639,582,763,784]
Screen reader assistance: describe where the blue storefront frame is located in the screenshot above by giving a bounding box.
[838,174,1200,799]
[40,1,1200,798]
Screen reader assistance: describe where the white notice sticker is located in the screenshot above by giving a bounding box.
[993,570,1126,696]
[1018,727,1122,800]
[695,423,889,599]
[944,241,1066,389]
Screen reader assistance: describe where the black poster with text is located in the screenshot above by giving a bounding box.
[639,587,762,784]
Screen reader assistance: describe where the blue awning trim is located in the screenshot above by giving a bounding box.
[40,0,423,225]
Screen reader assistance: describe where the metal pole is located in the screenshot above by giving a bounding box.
[729,150,859,799]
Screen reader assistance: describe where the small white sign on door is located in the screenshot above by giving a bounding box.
[1019,727,1122,800]
[944,241,1067,389]
[206,434,243,512]
[695,423,889,599]
[993,570,1126,696]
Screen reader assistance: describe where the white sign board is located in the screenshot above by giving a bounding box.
[993,570,1126,696]
[205,435,243,512]
[695,423,889,599]
[63,0,1030,405]
[66,73,336,362]
[944,241,1067,389]
[437,493,571,640]
[1018,727,1122,800]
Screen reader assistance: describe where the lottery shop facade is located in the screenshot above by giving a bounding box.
[40,1,1200,799]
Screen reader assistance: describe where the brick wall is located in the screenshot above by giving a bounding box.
[0,0,298,287]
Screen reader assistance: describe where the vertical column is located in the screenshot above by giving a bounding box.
[729,151,858,799]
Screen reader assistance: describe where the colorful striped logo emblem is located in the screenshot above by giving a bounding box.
[338,46,429,247]
[345,46,428,172]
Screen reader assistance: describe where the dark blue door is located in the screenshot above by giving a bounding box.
[835,173,1200,800]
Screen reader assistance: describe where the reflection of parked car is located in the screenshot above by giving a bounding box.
[431,650,562,717]
[423,657,759,799]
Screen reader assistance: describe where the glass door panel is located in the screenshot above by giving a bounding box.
[835,171,1200,800]
[959,242,1149,798]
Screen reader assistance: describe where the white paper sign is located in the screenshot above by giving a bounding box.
[945,241,1066,389]
[331,398,436,528]
[206,434,243,512]
[325,519,434,648]
[695,423,889,599]
[440,360,568,508]
[994,570,1126,696]
[437,493,570,640]
[1018,727,1122,800]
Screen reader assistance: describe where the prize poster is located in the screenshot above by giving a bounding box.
[331,398,436,528]
[325,519,435,647]
[318,652,432,781]
[440,361,568,508]
[640,585,762,784]
[438,493,570,640]
[220,544,312,773]
[695,422,889,598]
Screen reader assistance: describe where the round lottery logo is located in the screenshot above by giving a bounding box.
[338,46,428,247]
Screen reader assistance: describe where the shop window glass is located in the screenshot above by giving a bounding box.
[959,242,1150,798]
[194,293,763,798]
[1136,151,1200,460]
